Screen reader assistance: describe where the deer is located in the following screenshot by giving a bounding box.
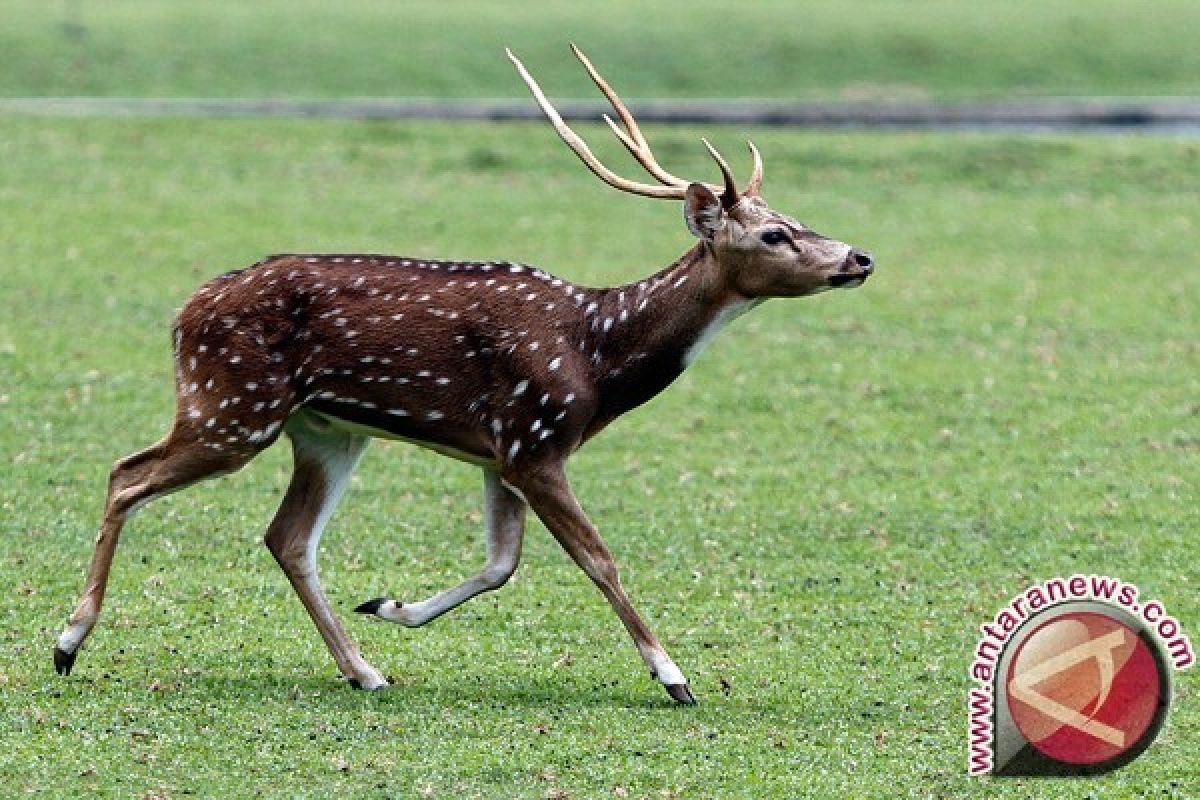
[53,45,873,705]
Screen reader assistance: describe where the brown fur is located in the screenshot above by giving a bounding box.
[55,48,873,702]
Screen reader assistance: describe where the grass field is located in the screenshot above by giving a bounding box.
[0,115,1196,797]
[2,0,1200,100]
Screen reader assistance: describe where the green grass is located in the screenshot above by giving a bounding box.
[0,117,1197,798]
[2,0,1200,100]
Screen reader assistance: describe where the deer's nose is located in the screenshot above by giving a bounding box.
[851,250,874,272]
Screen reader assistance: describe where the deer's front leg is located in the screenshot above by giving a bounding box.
[511,462,695,705]
[355,467,526,626]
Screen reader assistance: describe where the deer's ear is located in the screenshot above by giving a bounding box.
[684,183,725,239]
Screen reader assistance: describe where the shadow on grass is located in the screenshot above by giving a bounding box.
[181,670,699,713]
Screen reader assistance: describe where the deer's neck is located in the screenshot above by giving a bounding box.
[580,243,757,429]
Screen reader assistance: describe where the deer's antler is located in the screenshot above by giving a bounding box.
[507,46,764,205]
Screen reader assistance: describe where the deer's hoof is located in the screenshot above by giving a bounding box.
[353,597,387,615]
[664,682,697,705]
[347,674,389,691]
[53,646,77,676]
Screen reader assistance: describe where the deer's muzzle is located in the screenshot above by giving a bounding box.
[829,249,874,288]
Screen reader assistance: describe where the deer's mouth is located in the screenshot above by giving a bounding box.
[828,272,869,289]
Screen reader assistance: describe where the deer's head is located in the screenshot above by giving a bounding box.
[509,45,873,299]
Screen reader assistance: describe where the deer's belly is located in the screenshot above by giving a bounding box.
[302,409,495,467]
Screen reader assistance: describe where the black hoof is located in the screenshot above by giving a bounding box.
[53,646,77,676]
[347,678,363,690]
[664,682,697,705]
[354,597,387,615]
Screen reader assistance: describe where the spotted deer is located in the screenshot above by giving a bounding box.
[53,45,873,704]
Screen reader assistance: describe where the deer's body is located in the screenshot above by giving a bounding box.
[54,47,873,703]
[177,246,723,467]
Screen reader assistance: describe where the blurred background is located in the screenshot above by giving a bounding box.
[3,0,1198,101]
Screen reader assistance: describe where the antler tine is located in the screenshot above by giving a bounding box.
[506,48,686,200]
[745,141,764,196]
[702,138,740,207]
[570,43,702,191]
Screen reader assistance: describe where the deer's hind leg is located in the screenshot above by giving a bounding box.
[263,412,386,689]
[54,423,260,675]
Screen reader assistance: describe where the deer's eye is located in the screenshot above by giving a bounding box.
[760,230,789,246]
